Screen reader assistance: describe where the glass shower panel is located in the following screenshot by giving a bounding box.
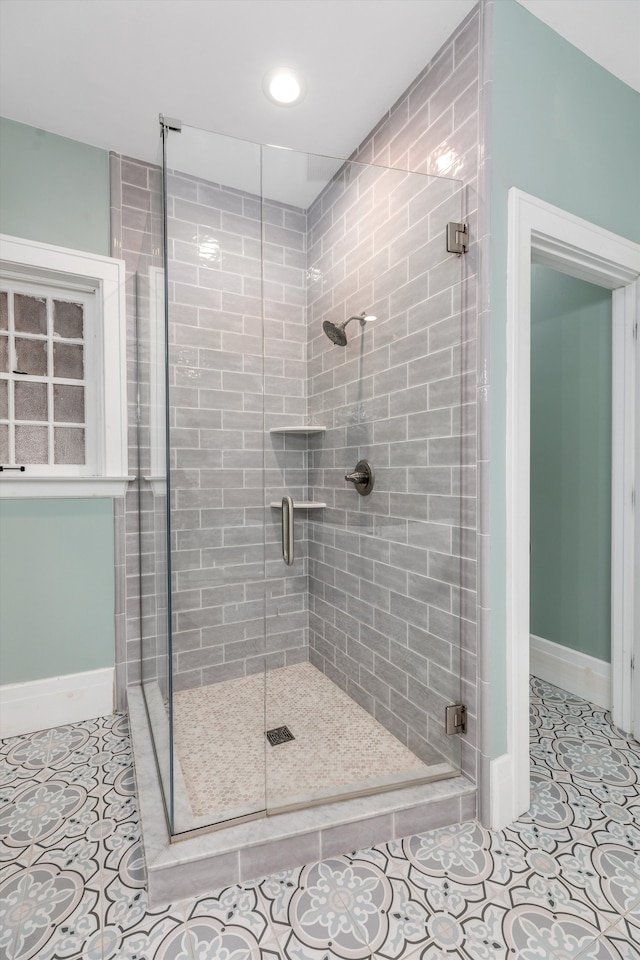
[138,138,172,826]
[262,145,466,812]
[164,125,268,833]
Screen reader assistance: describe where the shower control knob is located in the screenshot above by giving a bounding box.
[345,459,374,496]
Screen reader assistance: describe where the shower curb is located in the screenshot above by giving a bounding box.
[128,686,477,908]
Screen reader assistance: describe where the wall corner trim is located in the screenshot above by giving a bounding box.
[530,635,611,709]
[0,667,115,738]
[489,752,515,830]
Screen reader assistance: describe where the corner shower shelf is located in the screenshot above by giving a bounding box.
[270,500,326,510]
[269,426,326,434]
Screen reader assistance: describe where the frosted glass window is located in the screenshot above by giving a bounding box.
[14,294,47,334]
[54,427,85,464]
[15,381,48,421]
[53,342,83,379]
[15,425,48,463]
[1,280,87,469]
[54,384,84,422]
[54,300,83,339]
[0,235,128,494]
[15,338,48,376]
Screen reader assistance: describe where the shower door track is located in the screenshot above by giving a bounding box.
[167,761,458,841]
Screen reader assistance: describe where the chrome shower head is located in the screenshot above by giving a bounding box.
[322,319,348,346]
[322,311,376,347]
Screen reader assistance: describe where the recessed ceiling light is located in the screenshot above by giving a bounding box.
[263,69,305,106]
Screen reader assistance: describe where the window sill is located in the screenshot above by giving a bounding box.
[0,476,135,499]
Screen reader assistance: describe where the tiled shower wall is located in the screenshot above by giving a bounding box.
[112,157,313,696]
[306,6,480,777]
[306,171,470,770]
[164,173,311,690]
[115,3,481,780]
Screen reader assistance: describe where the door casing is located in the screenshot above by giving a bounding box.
[492,189,640,829]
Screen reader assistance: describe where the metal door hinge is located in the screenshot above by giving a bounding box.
[159,113,182,133]
[446,222,469,255]
[445,703,467,735]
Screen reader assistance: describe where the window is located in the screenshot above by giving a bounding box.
[0,234,129,497]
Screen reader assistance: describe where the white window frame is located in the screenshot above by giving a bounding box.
[0,233,130,497]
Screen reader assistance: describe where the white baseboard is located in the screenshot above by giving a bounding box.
[0,668,114,739]
[530,634,611,709]
[490,753,519,830]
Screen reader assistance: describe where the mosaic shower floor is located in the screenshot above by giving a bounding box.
[172,661,448,824]
[1,677,639,959]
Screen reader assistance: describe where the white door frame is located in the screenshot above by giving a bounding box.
[496,189,640,828]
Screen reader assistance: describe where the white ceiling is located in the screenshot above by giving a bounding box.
[0,0,638,197]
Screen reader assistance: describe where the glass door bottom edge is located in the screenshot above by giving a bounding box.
[169,761,460,839]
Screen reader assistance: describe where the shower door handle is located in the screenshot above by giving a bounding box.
[281,495,294,566]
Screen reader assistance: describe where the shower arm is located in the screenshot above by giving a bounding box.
[345,312,367,328]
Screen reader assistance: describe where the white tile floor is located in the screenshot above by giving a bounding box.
[173,662,447,822]
[0,677,638,959]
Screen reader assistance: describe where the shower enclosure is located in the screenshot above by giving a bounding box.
[136,119,471,838]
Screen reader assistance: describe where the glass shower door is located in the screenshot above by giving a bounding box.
[262,145,467,813]
[137,136,173,828]
[163,125,268,834]
[144,121,470,834]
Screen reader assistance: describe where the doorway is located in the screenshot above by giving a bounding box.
[529,266,613,709]
[497,189,640,828]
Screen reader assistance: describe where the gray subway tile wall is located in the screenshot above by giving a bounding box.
[306,6,480,779]
[113,2,480,780]
[166,173,311,691]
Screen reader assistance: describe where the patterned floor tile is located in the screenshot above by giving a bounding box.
[1,679,639,960]
[30,832,102,887]
[504,768,609,851]
[574,918,640,960]
[101,901,192,960]
[187,884,284,957]
[108,912,192,960]
[1,728,54,771]
[259,859,375,958]
[5,862,98,960]
[0,775,97,861]
[323,827,531,960]
[401,821,529,894]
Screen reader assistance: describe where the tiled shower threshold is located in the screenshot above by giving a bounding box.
[128,686,476,908]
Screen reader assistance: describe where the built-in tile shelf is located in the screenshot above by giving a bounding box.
[270,501,326,510]
[269,426,326,434]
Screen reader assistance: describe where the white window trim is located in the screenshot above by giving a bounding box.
[0,233,131,497]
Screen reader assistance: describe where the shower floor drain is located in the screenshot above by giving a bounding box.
[266,726,295,746]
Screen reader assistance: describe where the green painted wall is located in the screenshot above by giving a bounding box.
[0,500,115,683]
[530,266,612,662]
[0,117,110,255]
[490,0,640,756]
[0,118,115,685]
